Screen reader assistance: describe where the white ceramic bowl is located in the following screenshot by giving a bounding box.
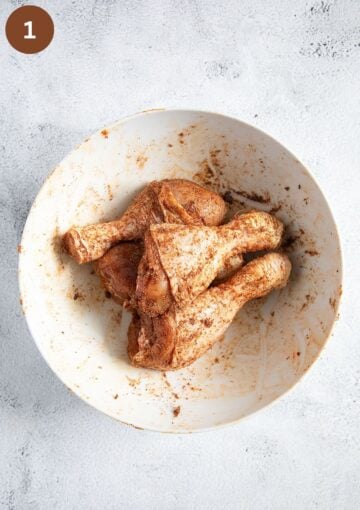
[19,110,342,432]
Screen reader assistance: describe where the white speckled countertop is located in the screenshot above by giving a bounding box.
[1,0,359,508]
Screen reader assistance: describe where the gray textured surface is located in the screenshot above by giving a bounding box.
[1,0,359,508]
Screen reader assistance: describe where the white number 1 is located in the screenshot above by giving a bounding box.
[24,21,36,39]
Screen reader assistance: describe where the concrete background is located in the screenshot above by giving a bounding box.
[1,0,359,508]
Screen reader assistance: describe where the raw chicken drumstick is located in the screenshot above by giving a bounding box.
[63,179,227,263]
[136,210,284,316]
[94,242,143,306]
[95,241,243,306]
[128,252,291,370]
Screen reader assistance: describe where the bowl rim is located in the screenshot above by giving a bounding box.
[18,107,343,433]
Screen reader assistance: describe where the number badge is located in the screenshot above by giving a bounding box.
[6,6,54,54]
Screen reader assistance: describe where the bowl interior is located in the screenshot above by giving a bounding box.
[19,110,342,432]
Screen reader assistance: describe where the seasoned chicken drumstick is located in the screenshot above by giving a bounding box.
[95,242,243,306]
[128,252,291,370]
[94,242,142,307]
[136,210,284,316]
[63,179,227,263]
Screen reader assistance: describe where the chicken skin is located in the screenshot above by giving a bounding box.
[63,179,227,263]
[212,252,244,284]
[94,242,143,307]
[136,210,284,317]
[128,252,291,370]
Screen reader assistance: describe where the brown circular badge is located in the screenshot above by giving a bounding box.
[6,6,54,54]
